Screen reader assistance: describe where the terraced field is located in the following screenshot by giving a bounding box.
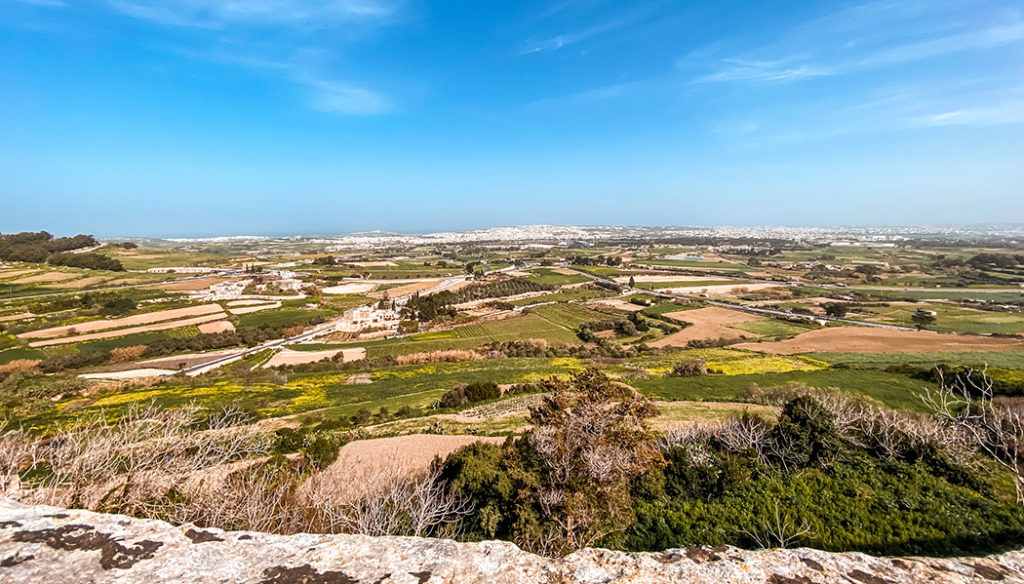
[529,303,612,329]
[328,314,582,359]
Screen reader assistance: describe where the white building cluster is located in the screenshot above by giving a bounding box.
[333,306,401,333]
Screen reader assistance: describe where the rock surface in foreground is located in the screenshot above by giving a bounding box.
[0,498,1022,583]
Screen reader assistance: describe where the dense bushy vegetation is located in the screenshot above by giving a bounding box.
[441,369,661,555]
[47,251,123,271]
[440,372,1024,557]
[27,291,136,315]
[0,231,97,262]
[0,231,121,270]
[403,278,552,321]
[439,381,501,408]
[886,363,1024,397]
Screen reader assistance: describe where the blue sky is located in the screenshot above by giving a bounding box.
[1,0,1023,237]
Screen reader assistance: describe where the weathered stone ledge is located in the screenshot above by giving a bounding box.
[0,498,1021,583]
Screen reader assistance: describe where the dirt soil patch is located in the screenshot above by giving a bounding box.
[322,283,375,295]
[614,275,713,283]
[198,320,235,334]
[660,283,780,296]
[80,368,175,380]
[553,268,579,275]
[150,277,228,292]
[649,307,762,348]
[28,314,227,347]
[386,280,443,297]
[228,302,281,315]
[0,312,33,323]
[12,272,79,284]
[226,299,271,306]
[20,304,224,339]
[45,276,108,289]
[0,269,39,279]
[586,298,645,312]
[134,348,244,369]
[445,280,477,292]
[263,347,364,368]
[736,326,1024,354]
[326,434,504,476]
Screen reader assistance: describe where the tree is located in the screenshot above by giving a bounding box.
[911,311,936,330]
[517,370,662,554]
[923,368,1024,503]
[822,302,849,318]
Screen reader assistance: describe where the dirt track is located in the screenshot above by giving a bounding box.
[648,307,761,347]
[20,304,224,339]
[736,326,1024,354]
[12,272,79,284]
[28,313,227,347]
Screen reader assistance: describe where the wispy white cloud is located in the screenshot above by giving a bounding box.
[100,0,403,116]
[691,6,1024,85]
[859,22,1024,66]
[169,42,393,116]
[521,15,637,54]
[908,100,1024,128]
[305,79,390,114]
[105,0,399,28]
[7,0,68,7]
[527,79,648,110]
[696,59,834,83]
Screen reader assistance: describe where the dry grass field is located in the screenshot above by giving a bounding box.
[28,313,228,347]
[19,304,224,339]
[11,271,79,284]
[736,326,1024,354]
[649,307,762,347]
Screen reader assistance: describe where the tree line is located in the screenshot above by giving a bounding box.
[403,278,552,321]
[0,231,122,271]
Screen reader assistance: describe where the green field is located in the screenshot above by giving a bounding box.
[640,302,693,315]
[853,288,1024,303]
[529,303,613,329]
[730,319,815,339]
[524,268,591,286]
[333,314,581,359]
[807,351,1024,369]
[24,357,585,430]
[509,288,612,307]
[236,308,338,329]
[631,368,934,411]
[570,265,627,277]
[852,303,1024,335]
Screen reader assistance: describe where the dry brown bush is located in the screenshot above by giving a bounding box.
[281,325,308,337]
[108,345,148,364]
[0,405,472,538]
[0,359,41,376]
[304,459,470,537]
[923,368,1024,503]
[396,349,484,365]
